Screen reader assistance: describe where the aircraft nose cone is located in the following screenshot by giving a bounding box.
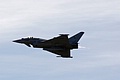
[13,40,23,43]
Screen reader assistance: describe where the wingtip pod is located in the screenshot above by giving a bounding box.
[59,34,69,36]
[56,56,73,58]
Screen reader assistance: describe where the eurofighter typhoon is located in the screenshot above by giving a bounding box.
[13,32,84,58]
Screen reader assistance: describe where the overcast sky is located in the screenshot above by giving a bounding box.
[0,0,120,80]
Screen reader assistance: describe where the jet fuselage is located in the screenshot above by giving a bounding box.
[13,32,84,58]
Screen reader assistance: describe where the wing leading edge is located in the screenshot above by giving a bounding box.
[43,35,72,58]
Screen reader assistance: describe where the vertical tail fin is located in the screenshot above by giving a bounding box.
[69,32,84,44]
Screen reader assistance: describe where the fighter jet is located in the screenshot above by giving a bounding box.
[13,32,84,58]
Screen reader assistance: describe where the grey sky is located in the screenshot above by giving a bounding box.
[0,0,120,80]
